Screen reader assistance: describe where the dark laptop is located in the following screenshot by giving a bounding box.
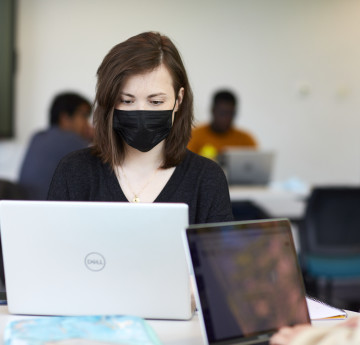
[184,219,310,345]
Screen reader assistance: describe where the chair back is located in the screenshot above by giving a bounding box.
[0,179,27,289]
[301,187,360,256]
[231,200,271,221]
[0,179,26,200]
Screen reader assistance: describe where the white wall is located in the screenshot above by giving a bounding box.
[1,0,360,185]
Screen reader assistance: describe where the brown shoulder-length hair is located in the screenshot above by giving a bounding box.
[92,31,194,170]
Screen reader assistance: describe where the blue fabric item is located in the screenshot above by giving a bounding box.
[4,315,163,345]
[305,255,360,278]
[18,127,89,200]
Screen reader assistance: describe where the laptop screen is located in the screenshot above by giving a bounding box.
[186,219,310,345]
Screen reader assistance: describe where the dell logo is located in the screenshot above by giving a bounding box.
[85,252,106,272]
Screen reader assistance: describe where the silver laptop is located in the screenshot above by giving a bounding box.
[0,200,192,320]
[183,219,310,345]
[220,149,274,185]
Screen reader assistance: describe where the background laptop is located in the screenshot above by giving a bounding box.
[184,219,310,345]
[0,200,192,320]
[220,149,275,185]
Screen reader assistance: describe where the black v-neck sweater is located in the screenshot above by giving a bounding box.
[48,148,233,224]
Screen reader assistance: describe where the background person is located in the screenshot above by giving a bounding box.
[18,92,93,200]
[188,90,257,160]
[47,32,233,225]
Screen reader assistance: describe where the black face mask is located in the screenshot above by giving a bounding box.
[113,104,175,152]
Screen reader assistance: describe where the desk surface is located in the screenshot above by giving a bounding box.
[229,185,309,219]
[0,306,358,345]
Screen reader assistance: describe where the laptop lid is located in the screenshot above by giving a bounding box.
[0,200,192,320]
[220,149,274,185]
[184,219,310,345]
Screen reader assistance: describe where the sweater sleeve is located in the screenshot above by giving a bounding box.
[47,156,71,200]
[199,162,234,224]
[47,148,92,201]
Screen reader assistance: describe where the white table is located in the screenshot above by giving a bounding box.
[229,186,309,220]
[151,312,359,345]
[0,306,358,345]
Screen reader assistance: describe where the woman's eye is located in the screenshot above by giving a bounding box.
[120,99,134,105]
[151,100,164,105]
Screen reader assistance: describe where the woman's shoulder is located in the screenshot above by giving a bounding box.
[56,147,106,174]
[183,149,223,170]
[180,150,226,181]
[60,147,99,164]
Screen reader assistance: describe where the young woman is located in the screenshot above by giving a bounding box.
[48,31,233,224]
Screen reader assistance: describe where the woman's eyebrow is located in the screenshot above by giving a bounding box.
[148,93,167,98]
[120,92,135,98]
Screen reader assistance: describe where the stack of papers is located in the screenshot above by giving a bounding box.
[306,296,347,320]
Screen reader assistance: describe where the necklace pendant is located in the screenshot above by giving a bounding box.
[133,196,140,203]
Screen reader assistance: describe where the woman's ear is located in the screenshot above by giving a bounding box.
[175,87,185,112]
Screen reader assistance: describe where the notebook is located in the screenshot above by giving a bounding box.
[183,219,310,345]
[0,200,192,320]
[220,149,274,185]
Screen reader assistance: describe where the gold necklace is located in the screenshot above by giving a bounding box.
[119,166,160,203]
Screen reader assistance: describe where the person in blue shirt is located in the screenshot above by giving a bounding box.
[18,92,93,200]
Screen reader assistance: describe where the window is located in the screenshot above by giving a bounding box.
[0,0,16,138]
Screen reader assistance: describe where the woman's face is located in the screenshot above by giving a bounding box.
[115,64,183,116]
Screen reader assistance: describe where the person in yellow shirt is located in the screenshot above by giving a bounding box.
[188,90,257,160]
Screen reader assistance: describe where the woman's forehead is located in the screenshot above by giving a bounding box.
[120,64,174,95]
